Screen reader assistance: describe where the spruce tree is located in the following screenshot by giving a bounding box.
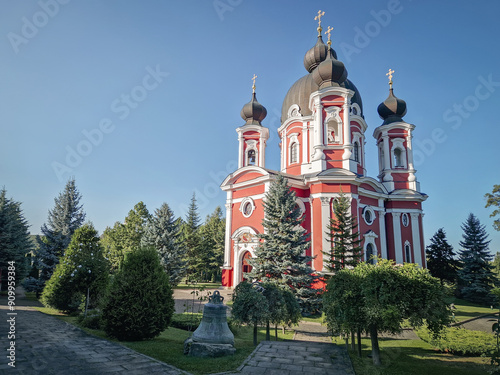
[322,190,362,273]
[426,228,458,285]
[247,174,317,313]
[25,179,85,294]
[0,188,32,288]
[181,193,202,279]
[457,213,496,305]
[197,206,225,282]
[141,203,186,286]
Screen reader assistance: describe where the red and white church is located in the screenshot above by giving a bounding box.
[220,15,428,289]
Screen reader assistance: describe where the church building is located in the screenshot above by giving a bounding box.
[220,12,428,288]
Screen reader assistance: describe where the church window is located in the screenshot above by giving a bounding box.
[353,142,359,162]
[366,243,375,264]
[363,206,375,225]
[394,148,403,167]
[402,213,409,227]
[247,149,256,165]
[240,198,255,218]
[405,243,412,263]
[290,142,298,164]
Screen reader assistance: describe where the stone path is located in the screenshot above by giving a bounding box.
[0,288,355,374]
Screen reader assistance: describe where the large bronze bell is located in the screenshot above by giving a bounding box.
[191,290,234,346]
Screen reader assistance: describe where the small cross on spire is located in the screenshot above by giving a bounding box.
[324,26,333,46]
[314,10,325,36]
[386,68,395,89]
[252,74,257,93]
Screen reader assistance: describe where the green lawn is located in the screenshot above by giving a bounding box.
[446,297,496,322]
[345,336,490,375]
[174,282,223,290]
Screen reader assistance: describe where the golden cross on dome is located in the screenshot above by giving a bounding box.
[315,10,325,35]
[386,68,395,88]
[325,26,333,46]
[252,74,257,93]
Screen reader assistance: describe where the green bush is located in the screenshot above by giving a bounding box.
[416,326,495,356]
[170,313,202,331]
[77,310,103,330]
[102,247,175,341]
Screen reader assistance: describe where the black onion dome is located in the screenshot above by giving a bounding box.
[303,36,330,73]
[312,47,347,89]
[240,92,267,125]
[281,73,318,120]
[377,88,407,124]
[341,79,363,117]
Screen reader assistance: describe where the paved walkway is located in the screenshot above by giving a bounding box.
[0,288,354,374]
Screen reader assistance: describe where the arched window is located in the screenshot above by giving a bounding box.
[366,243,375,264]
[247,149,256,165]
[290,142,298,164]
[353,142,359,162]
[394,148,402,167]
[405,243,412,263]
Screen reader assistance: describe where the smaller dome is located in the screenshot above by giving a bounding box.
[312,47,347,89]
[303,36,329,73]
[377,88,407,124]
[240,92,267,125]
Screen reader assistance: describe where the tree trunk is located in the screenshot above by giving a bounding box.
[253,323,258,346]
[351,331,355,351]
[84,288,90,318]
[344,333,349,350]
[266,321,270,341]
[369,325,381,366]
[275,324,278,341]
[357,327,362,357]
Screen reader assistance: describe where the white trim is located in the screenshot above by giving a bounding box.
[392,212,403,264]
[378,211,388,259]
[404,240,412,263]
[363,230,379,264]
[223,193,233,268]
[391,138,407,169]
[362,205,375,226]
[240,197,256,218]
[410,212,423,266]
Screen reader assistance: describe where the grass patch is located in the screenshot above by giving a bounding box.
[447,297,495,322]
[344,336,490,375]
[300,313,325,324]
[174,282,223,290]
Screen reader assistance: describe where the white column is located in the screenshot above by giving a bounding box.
[342,102,352,169]
[259,134,266,168]
[232,243,240,287]
[309,197,316,270]
[302,123,308,165]
[382,134,392,178]
[223,200,233,268]
[238,133,244,169]
[378,211,387,259]
[410,212,423,266]
[392,212,403,264]
[320,196,331,271]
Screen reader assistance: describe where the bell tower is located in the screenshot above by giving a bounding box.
[236,75,269,169]
[373,70,419,192]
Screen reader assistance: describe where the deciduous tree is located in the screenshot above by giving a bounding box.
[485,184,500,231]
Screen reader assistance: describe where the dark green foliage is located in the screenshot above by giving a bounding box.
[101,202,150,272]
[323,190,362,273]
[231,281,269,345]
[102,247,174,341]
[416,326,495,356]
[181,193,203,279]
[247,174,318,313]
[457,213,495,305]
[0,188,32,288]
[170,313,202,331]
[77,309,103,330]
[26,179,85,294]
[485,184,500,231]
[323,259,450,366]
[426,228,458,285]
[41,223,109,313]
[196,207,225,282]
[141,203,186,286]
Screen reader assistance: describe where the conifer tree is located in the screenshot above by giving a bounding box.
[181,193,202,279]
[0,188,32,288]
[323,190,362,273]
[485,184,500,231]
[197,207,225,282]
[426,228,458,285]
[41,223,109,313]
[141,203,186,286]
[25,179,85,294]
[247,174,317,312]
[457,213,496,304]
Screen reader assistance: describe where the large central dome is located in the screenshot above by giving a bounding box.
[281,36,363,122]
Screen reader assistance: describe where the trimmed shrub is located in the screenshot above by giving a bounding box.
[416,326,495,356]
[102,247,175,341]
[170,313,202,331]
[77,310,103,330]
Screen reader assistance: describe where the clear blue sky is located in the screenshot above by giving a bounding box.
[1,0,499,254]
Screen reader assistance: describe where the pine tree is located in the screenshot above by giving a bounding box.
[181,193,202,280]
[0,188,32,289]
[25,179,85,294]
[426,228,458,285]
[41,223,109,313]
[141,203,186,286]
[323,190,362,273]
[485,184,500,231]
[457,213,496,305]
[197,207,225,282]
[101,201,150,272]
[247,174,318,313]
